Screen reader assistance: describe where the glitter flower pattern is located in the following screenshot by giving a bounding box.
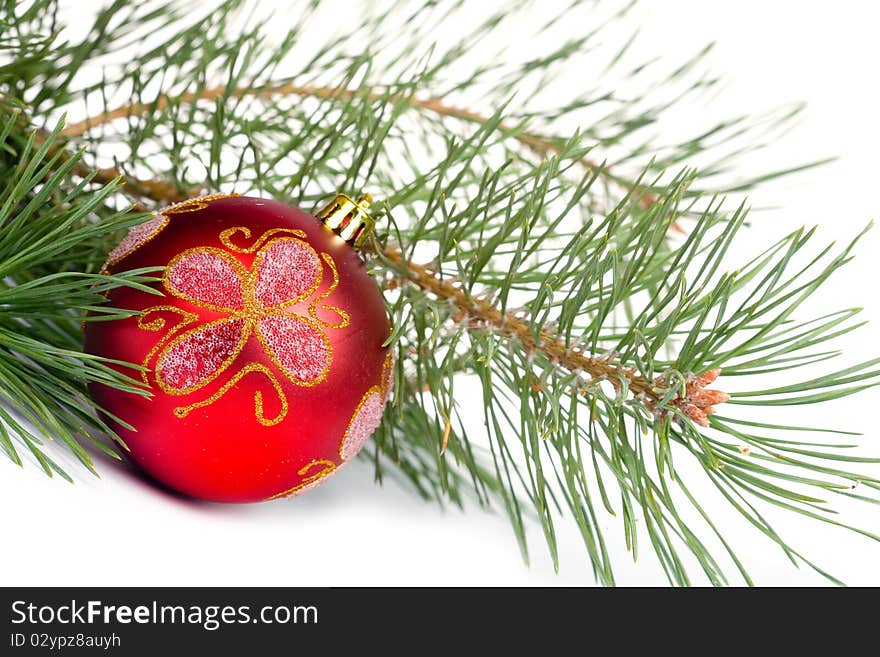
[140,227,350,424]
[339,352,394,460]
[269,351,395,499]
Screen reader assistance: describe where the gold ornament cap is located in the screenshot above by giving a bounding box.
[315,193,375,248]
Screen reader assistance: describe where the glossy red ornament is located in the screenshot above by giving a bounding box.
[84,194,392,503]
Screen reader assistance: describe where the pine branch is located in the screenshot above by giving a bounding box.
[59,82,659,209]
[50,136,706,422]
[48,82,683,412]
[0,113,163,477]
[49,108,717,426]
[379,243,727,425]
[2,0,879,587]
[26,114,192,210]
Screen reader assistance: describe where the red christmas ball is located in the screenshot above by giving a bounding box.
[84,194,392,503]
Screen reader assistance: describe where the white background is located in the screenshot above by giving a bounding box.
[3,1,880,586]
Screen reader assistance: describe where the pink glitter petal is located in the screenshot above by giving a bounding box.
[258,315,329,384]
[157,319,245,391]
[254,239,320,308]
[104,214,167,268]
[167,249,244,310]
[340,390,384,461]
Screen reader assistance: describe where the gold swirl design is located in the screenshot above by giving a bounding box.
[220,226,307,253]
[101,194,238,274]
[137,306,200,386]
[173,363,288,427]
[267,459,337,500]
[380,350,394,399]
[308,252,351,329]
[162,193,240,215]
[138,225,350,426]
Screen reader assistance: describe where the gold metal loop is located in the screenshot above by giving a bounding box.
[314,193,375,248]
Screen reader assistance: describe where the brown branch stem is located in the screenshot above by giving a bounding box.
[51,95,722,421]
[70,161,713,420]
[61,82,657,207]
[92,160,724,422]
[381,247,727,426]
[380,245,658,399]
